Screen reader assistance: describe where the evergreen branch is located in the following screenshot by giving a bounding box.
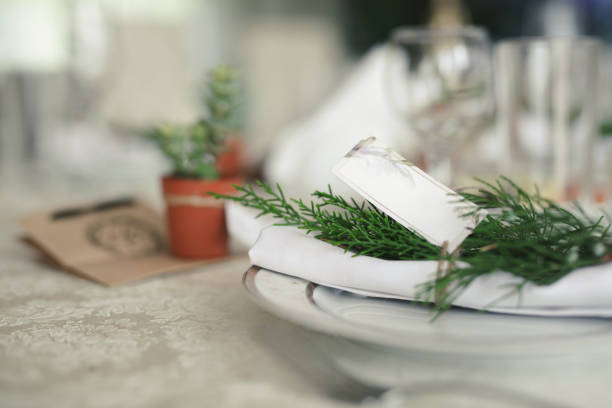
[215,179,612,313]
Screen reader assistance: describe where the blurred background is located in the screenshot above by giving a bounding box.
[1,0,612,207]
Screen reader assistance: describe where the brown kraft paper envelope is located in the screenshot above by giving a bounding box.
[19,197,225,286]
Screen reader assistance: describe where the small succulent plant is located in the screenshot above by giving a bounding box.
[148,65,242,180]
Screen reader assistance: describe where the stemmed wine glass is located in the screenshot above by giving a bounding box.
[384,26,493,186]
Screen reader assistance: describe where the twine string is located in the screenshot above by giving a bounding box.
[164,194,225,208]
[435,241,461,306]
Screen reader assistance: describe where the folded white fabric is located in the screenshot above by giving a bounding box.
[249,226,612,317]
[225,200,276,249]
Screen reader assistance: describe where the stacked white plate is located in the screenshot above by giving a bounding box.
[244,266,612,357]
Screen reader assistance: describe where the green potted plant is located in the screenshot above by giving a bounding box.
[148,66,243,259]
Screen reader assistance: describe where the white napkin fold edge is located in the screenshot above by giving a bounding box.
[248,225,612,316]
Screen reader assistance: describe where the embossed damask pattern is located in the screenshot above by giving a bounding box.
[0,211,347,408]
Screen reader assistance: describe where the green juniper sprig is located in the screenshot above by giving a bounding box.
[425,177,612,309]
[221,181,440,260]
[216,178,612,313]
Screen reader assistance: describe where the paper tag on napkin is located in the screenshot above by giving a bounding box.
[332,137,485,252]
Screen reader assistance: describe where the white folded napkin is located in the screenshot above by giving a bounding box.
[225,200,276,249]
[249,226,612,317]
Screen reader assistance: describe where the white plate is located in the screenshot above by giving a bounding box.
[244,266,612,357]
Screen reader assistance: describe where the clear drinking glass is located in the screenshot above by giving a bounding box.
[494,37,600,202]
[385,26,493,186]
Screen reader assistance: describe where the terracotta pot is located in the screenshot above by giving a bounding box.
[216,137,243,178]
[162,176,242,259]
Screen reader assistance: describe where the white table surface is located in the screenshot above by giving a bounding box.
[0,215,370,407]
[0,170,369,408]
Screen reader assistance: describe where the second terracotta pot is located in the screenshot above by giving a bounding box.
[216,137,243,178]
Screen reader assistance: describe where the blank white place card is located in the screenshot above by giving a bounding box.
[332,137,485,253]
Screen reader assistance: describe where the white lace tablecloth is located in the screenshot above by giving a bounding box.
[0,191,354,408]
[3,177,612,408]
